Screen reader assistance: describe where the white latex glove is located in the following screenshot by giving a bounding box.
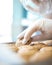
[17,18,52,44]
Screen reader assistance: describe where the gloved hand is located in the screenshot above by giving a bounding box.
[17,18,52,44]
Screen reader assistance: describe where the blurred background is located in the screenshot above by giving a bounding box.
[0,0,42,43]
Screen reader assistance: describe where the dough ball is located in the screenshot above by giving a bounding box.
[16,38,32,47]
[30,47,52,62]
[18,45,39,61]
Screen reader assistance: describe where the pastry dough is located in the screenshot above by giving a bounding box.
[30,47,52,62]
[30,43,47,50]
[30,40,52,46]
[16,38,32,47]
[7,39,52,64]
[18,45,39,61]
[16,39,24,47]
[8,44,18,52]
[18,43,47,61]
